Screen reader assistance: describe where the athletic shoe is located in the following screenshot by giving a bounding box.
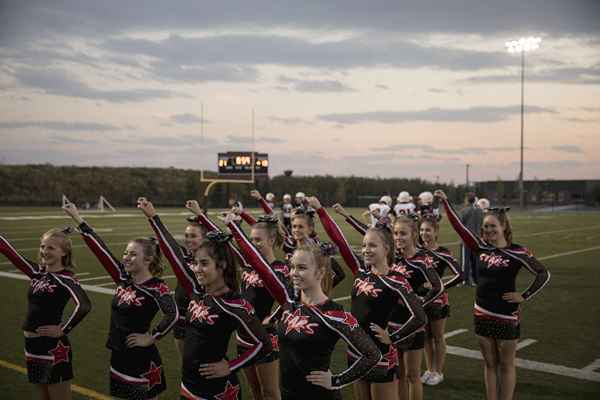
[428,372,444,386]
[421,370,433,383]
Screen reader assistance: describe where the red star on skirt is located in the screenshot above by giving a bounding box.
[49,341,70,365]
[215,381,240,400]
[141,362,162,389]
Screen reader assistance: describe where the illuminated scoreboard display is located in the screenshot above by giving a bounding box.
[218,151,269,174]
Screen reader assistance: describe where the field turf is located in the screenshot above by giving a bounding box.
[1,207,599,399]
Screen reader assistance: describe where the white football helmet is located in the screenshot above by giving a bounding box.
[419,191,434,205]
[379,195,392,207]
[397,191,411,203]
[477,198,490,211]
[265,192,275,201]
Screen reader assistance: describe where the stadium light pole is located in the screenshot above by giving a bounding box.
[505,36,541,210]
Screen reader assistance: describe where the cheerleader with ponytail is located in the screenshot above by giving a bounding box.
[64,203,177,400]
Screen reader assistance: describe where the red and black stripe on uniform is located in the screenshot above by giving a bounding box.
[229,219,381,399]
[441,198,551,339]
[0,235,91,385]
[77,223,177,398]
[148,215,272,399]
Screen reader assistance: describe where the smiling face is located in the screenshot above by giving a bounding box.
[362,230,390,267]
[291,215,311,241]
[419,220,438,245]
[290,249,322,292]
[39,236,67,268]
[190,247,224,288]
[393,222,416,253]
[122,242,151,274]
[482,214,505,245]
[184,224,205,253]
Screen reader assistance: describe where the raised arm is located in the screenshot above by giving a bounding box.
[216,297,273,372]
[434,190,486,251]
[312,309,381,390]
[226,216,292,305]
[0,234,39,278]
[53,273,92,335]
[64,203,126,283]
[138,198,200,296]
[251,189,274,215]
[333,203,368,236]
[330,257,346,288]
[308,198,360,276]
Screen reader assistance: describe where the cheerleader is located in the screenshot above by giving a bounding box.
[139,199,272,399]
[418,214,462,386]
[0,227,91,400]
[314,198,427,400]
[435,190,550,400]
[63,204,177,400]
[224,210,381,400]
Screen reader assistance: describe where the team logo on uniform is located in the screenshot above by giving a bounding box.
[283,309,318,335]
[422,255,436,268]
[391,264,413,279]
[188,300,219,325]
[387,274,413,293]
[116,286,144,306]
[223,298,255,315]
[49,341,70,365]
[149,282,171,296]
[324,310,359,330]
[242,270,264,288]
[480,253,510,269]
[353,278,383,298]
[384,345,398,370]
[31,278,57,294]
[270,334,280,351]
[141,361,162,389]
[215,381,240,400]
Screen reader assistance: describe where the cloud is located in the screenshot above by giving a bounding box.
[2,1,598,46]
[268,116,310,125]
[371,143,525,155]
[0,120,118,131]
[103,33,515,72]
[168,113,207,125]
[551,145,584,153]
[319,105,557,124]
[376,84,390,90]
[225,135,287,144]
[560,117,600,123]
[149,61,260,83]
[461,66,600,85]
[278,75,354,92]
[13,68,186,102]
[428,88,447,93]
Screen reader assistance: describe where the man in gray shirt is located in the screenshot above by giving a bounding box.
[460,192,484,286]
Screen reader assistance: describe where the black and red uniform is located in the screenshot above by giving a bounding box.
[420,246,462,321]
[195,211,288,364]
[228,220,381,400]
[78,223,178,399]
[390,251,443,352]
[315,208,427,383]
[174,248,195,340]
[441,198,551,340]
[148,215,272,400]
[0,235,91,385]
[241,206,346,289]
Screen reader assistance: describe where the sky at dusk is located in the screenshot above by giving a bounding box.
[1,0,599,184]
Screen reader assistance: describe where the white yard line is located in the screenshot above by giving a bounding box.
[516,338,538,351]
[74,272,91,277]
[96,282,116,287]
[444,329,469,339]
[538,246,600,261]
[2,244,600,383]
[78,275,114,282]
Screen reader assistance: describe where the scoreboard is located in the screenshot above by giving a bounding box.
[218,151,269,174]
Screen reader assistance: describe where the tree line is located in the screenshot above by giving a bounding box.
[0,164,467,208]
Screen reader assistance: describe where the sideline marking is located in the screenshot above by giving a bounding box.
[516,338,537,351]
[582,359,600,373]
[0,358,111,400]
[538,245,600,261]
[445,345,600,383]
[78,275,114,282]
[444,329,468,339]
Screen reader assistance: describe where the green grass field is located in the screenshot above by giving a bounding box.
[1,207,600,399]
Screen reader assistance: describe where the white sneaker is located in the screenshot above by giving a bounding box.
[421,370,433,383]
[428,372,444,386]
